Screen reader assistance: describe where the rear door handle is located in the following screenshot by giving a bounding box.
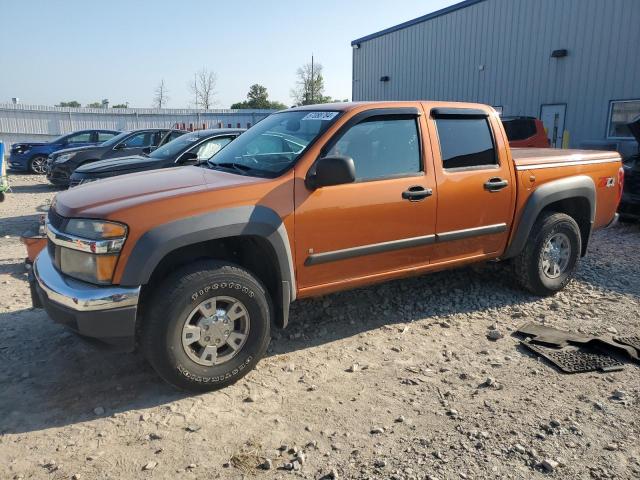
[402,186,433,201]
[484,177,509,192]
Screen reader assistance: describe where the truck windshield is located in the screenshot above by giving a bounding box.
[208,110,340,177]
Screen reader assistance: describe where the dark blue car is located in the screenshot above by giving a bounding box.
[8,129,120,174]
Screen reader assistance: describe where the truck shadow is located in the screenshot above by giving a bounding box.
[0,265,542,435]
[1,231,637,435]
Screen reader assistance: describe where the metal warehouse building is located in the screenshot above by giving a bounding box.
[351,0,640,157]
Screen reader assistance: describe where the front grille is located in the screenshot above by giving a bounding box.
[47,209,66,230]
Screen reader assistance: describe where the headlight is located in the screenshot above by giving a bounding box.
[65,219,127,240]
[56,153,76,163]
[46,218,128,285]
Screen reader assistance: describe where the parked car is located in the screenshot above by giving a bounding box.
[46,128,186,187]
[8,129,120,174]
[31,101,622,392]
[69,129,243,187]
[618,115,640,221]
[501,116,550,148]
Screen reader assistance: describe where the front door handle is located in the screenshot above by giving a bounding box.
[484,177,509,192]
[402,186,433,201]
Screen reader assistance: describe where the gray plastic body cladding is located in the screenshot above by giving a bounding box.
[503,175,596,259]
[119,206,296,302]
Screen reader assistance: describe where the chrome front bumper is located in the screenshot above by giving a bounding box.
[32,248,140,350]
[34,248,139,311]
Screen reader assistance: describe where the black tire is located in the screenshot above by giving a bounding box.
[29,155,48,174]
[513,212,581,296]
[141,261,272,392]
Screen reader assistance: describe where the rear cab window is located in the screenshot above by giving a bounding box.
[433,112,498,170]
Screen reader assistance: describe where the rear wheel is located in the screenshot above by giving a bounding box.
[29,155,48,174]
[513,212,581,296]
[141,261,271,392]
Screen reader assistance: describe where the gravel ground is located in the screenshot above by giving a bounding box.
[1,172,639,480]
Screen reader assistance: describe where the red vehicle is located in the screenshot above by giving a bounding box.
[501,116,550,148]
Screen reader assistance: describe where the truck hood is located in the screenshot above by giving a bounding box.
[53,166,265,218]
[74,155,152,174]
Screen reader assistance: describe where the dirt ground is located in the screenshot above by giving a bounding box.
[0,173,639,480]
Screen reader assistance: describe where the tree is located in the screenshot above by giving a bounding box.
[86,102,102,108]
[153,79,169,108]
[111,103,128,108]
[230,84,288,110]
[56,100,81,108]
[290,61,332,105]
[190,68,217,109]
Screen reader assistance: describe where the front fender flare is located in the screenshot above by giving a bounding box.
[119,205,296,303]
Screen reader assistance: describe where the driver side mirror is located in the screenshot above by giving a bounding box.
[306,155,356,189]
[177,152,199,165]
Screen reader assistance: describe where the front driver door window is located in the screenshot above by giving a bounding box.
[119,132,153,149]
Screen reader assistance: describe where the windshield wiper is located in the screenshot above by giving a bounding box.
[208,161,253,175]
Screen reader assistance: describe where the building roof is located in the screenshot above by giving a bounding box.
[351,0,487,46]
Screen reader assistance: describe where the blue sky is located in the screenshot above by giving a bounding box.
[0,0,458,108]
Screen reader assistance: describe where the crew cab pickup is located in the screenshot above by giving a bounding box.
[31,102,623,391]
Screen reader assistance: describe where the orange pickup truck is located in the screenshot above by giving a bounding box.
[31,101,623,391]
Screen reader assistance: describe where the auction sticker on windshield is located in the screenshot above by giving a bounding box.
[301,112,340,121]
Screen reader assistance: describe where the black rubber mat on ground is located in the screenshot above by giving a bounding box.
[616,336,640,354]
[521,340,625,373]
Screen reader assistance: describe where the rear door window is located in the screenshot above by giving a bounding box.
[435,118,497,169]
[66,132,92,144]
[97,131,118,142]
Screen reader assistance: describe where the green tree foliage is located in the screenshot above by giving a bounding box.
[56,101,81,107]
[86,102,102,108]
[111,103,128,108]
[231,84,287,110]
[290,62,334,105]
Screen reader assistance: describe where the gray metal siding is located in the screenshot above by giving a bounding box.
[353,0,640,153]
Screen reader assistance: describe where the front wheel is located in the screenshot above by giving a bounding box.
[513,212,581,296]
[141,261,272,392]
[29,155,48,174]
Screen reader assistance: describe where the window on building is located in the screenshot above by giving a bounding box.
[326,116,421,181]
[435,118,497,169]
[608,100,640,139]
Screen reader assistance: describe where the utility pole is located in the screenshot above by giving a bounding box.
[310,54,314,104]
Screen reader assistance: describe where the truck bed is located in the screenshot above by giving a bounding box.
[511,148,620,169]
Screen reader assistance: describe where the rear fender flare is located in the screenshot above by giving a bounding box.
[503,175,595,259]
